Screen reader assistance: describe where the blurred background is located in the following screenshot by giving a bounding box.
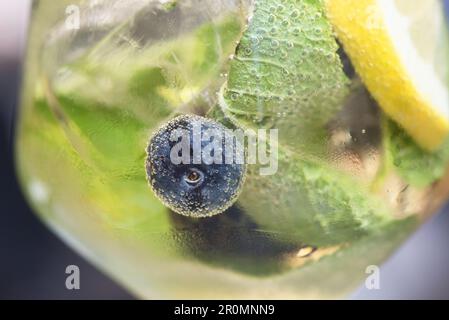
[1,0,449,299]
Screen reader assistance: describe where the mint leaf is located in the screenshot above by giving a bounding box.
[388,120,449,187]
[209,104,391,247]
[221,0,350,155]
[237,151,390,246]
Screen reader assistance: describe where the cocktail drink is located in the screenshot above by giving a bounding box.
[16,0,449,298]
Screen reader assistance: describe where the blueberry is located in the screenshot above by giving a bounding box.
[146,114,246,217]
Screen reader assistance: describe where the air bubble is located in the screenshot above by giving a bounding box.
[250,36,260,45]
[256,28,267,35]
[280,50,288,59]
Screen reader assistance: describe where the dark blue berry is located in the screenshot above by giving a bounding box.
[146,114,246,217]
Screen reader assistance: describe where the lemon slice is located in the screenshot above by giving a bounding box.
[325,0,449,150]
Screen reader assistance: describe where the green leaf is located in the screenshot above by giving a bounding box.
[209,107,391,247]
[53,14,243,124]
[388,120,449,187]
[220,0,350,155]
[237,148,392,246]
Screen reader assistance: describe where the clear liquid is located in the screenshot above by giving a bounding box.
[15,0,449,298]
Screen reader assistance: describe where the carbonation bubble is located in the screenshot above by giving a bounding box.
[280,50,288,59]
[250,36,260,45]
[271,39,280,48]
